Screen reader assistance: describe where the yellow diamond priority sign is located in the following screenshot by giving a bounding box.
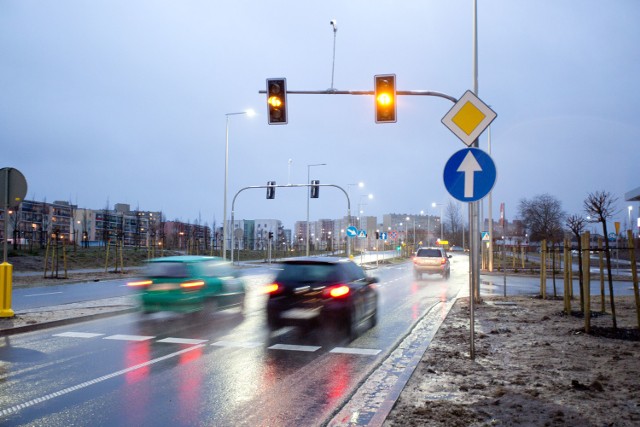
[442,90,497,146]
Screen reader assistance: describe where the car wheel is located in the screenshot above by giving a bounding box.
[369,308,378,328]
[267,313,281,330]
[346,305,359,340]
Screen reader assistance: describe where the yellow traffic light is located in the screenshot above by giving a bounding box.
[374,74,396,123]
[266,78,287,125]
[268,96,282,108]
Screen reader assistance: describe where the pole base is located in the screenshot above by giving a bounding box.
[0,308,15,318]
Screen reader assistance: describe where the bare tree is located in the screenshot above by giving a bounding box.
[566,214,586,311]
[584,190,618,329]
[518,194,566,243]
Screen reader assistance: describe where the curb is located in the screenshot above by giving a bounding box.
[0,307,137,337]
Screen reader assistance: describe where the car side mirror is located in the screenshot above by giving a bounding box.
[448,255,452,258]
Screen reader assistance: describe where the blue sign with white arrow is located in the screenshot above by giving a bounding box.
[443,148,496,202]
[346,226,358,238]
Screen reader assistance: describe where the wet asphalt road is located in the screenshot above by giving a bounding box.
[1,256,468,426]
[2,255,637,426]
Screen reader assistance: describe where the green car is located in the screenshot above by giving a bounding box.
[128,256,245,314]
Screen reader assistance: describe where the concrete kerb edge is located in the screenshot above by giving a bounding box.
[327,297,459,427]
[0,307,137,336]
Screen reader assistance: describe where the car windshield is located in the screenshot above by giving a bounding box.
[416,249,442,257]
[145,262,191,278]
[276,263,340,287]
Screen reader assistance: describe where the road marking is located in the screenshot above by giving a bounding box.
[330,347,381,356]
[0,345,205,418]
[211,340,262,349]
[24,292,63,297]
[268,344,321,352]
[53,332,104,339]
[157,337,208,345]
[103,334,154,342]
[51,331,382,357]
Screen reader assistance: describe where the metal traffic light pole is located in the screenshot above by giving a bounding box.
[229,183,351,263]
[259,88,457,103]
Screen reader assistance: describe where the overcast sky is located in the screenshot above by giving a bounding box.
[2,1,638,232]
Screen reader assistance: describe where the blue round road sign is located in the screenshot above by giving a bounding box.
[443,148,496,202]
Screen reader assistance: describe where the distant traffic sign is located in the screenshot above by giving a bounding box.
[481,231,490,241]
[442,90,497,146]
[443,148,496,202]
[358,230,367,238]
[379,232,388,241]
[346,226,358,238]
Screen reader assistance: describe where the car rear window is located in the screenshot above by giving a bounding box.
[145,262,191,278]
[275,263,341,288]
[416,248,443,257]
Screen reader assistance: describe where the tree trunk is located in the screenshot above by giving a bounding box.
[602,222,617,329]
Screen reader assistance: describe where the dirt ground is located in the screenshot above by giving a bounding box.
[384,295,640,427]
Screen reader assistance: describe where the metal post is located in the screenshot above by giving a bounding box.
[223,111,250,261]
[306,163,326,256]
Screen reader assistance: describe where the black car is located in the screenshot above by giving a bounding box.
[264,257,378,339]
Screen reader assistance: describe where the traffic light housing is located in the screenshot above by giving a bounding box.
[268,231,274,239]
[310,180,320,198]
[266,78,287,125]
[374,74,396,123]
[266,181,276,199]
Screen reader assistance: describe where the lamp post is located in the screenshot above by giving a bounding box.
[432,202,444,242]
[358,194,373,251]
[628,205,633,233]
[306,163,327,256]
[223,109,254,261]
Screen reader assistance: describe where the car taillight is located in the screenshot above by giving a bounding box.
[180,280,205,290]
[263,283,282,294]
[440,258,447,265]
[127,280,152,288]
[324,284,350,298]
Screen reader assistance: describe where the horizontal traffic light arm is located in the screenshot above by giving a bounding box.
[229,182,356,262]
[258,89,457,103]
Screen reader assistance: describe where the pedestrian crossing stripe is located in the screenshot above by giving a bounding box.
[103,334,155,342]
[54,331,382,356]
[157,338,209,345]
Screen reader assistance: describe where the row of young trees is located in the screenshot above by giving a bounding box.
[519,190,635,329]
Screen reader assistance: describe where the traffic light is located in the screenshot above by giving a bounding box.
[268,231,274,239]
[266,78,287,125]
[374,74,396,123]
[310,180,320,198]
[266,181,276,199]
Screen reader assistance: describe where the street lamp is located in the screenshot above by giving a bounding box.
[432,202,444,242]
[222,109,254,261]
[406,216,416,246]
[306,163,327,256]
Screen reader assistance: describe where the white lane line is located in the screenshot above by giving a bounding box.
[330,347,382,356]
[24,292,63,297]
[103,334,155,342]
[211,340,262,349]
[268,344,321,352]
[0,345,205,418]
[53,332,104,339]
[157,337,208,345]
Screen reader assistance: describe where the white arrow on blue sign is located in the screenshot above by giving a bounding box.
[346,226,358,238]
[380,232,388,241]
[443,148,496,202]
